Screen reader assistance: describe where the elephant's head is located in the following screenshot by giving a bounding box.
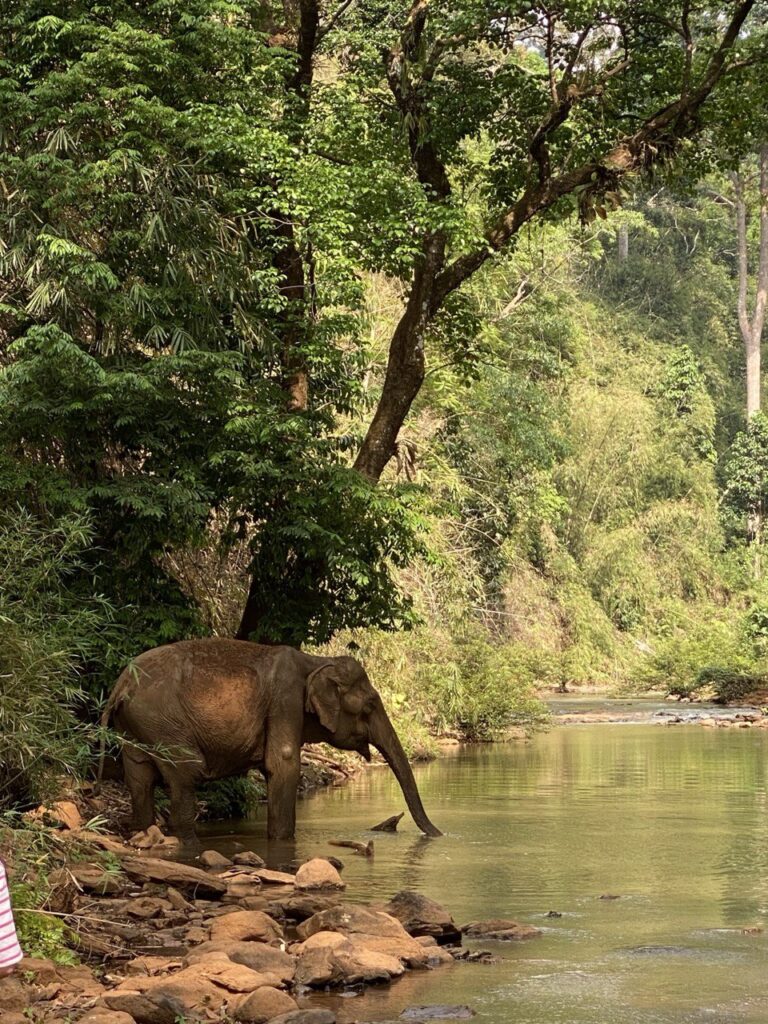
[304,656,442,837]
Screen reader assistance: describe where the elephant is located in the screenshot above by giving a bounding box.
[102,638,442,843]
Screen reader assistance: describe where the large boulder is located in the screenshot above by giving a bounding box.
[294,859,345,892]
[210,910,284,944]
[51,862,125,896]
[234,852,267,868]
[382,892,461,945]
[255,869,296,886]
[461,919,542,941]
[233,986,298,1022]
[294,941,404,988]
[121,857,227,898]
[186,941,296,983]
[103,959,279,1024]
[297,906,429,967]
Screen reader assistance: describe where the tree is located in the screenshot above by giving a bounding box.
[733,145,768,419]
[1,0,767,654]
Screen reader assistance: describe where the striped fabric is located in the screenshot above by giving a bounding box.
[0,859,23,970]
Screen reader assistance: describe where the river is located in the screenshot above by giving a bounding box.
[199,714,768,1023]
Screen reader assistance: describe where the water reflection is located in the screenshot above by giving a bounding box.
[200,725,768,1024]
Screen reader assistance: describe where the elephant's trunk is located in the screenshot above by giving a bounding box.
[370,706,443,837]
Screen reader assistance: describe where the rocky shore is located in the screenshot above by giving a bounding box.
[0,825,534,1024]
[552,704,768,727]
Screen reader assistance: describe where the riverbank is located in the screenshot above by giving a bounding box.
[546,695,768,727]
[0,820,513,1024]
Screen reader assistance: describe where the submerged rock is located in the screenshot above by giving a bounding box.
[381,891,461,945]
[400,1007,476,1020]
[461,919,541,941]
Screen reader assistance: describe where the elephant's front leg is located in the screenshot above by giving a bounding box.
[265,737,301,841]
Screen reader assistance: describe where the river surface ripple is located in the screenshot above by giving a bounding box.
[200,718,768,1024]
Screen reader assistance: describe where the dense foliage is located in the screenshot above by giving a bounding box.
[1,1,768,806]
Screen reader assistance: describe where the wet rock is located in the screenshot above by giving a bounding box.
[200,850,233,870]
[545,911,562,918]
[233,986,298,1022]
[400,1007,475,1020]
[234,852,267,869]
[121,857,227,897]
[186,941,296,984]
[226,877,266,901]
[209,910,284,945]
[269,1011,336,1024]
[124,958,182,977]
[256,869,296,886]
[382,891,461,945]
[269,894,340,923]
[297,906,429,967]
[461,920,541,941]
[129,827,177,851]
[295,859,345,892]
[185,926,209,944]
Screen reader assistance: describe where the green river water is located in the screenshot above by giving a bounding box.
[201,720,768,1024]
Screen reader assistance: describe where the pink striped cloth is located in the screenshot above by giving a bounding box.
[0,859,23,970]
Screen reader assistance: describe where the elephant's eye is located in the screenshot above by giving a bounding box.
[363,698,376,715]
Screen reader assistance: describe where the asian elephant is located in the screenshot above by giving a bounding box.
[103,638,442,843]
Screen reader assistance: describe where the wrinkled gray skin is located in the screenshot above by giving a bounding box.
[104,638,442,844]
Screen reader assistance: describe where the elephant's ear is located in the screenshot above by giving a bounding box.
[305,664,340,732]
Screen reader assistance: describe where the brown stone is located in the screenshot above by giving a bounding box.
[255,869,295,885]
[79,1012,138,1024]
[296,905,428,966]
[49,800,83,830]
[209,910,284,945]
[126,896,172,919]
[121,857,227,897]
[50,862,125,896]
[294,940,404,987]
[186,941,296,984]
[461,920,542,941]
[269,1012,336,1024]
[200,849,233,870]
[382,891,461,944]
[165,886,193,912]
[294,859,345,892]
[269,895,340,922]
[233,852,267,868]
[233,985,298,1022]
[0,976,28,1015]
[124,957,182,977]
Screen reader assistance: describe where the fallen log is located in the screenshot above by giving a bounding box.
[370,813,404,832]
[328,839,374,857]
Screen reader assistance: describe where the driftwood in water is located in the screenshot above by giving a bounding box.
[329,839,374,857]
[370,812,404,832]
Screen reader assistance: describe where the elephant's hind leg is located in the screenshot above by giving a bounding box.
[157,763,201,848]
[123,747,159,832]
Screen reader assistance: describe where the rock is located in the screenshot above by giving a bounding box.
[234,852,267,868]
[255,869,295,886]
[51,862,125,896]
[126,896,172,919]
[233,986,298,1022]
[49,800,83,830]
[294,941,404,987]
[293,930,349,953]
[461,920,542,941]
[269,1012,336,1024]
[371,812,404,832]
[238,896,271,912]
[121,857,227,897]
[165,887,193,912]
[599,894,621,901]
[295,859,345,892]
[400,1008,475,1020]
[200,850,233,870]
[79,1012,138,1024]
[297,906,429,966]
[545,910,562,918]
[185,926,210,943]
[382,891,461,945]
[129,826,174,850]
[226,877,266,901]
[269,895,340,923]
[0,976,28,1015]
[209,910,284,945]
[124,958,182,977]
[186,942,296,984]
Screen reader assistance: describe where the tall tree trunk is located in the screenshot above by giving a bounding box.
[733,145,768,550]
[617,223,629,261]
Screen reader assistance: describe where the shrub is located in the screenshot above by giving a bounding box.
[0,509,117,809]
